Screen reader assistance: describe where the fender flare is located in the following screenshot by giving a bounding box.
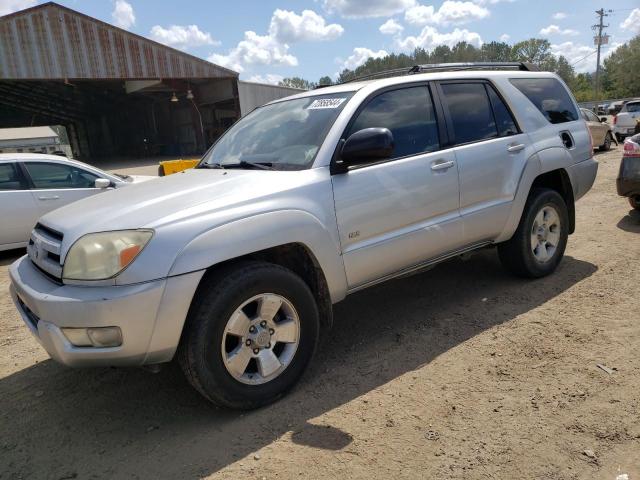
[168,210,349,303]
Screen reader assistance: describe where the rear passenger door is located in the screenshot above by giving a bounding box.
[438,81,530,244]
[332,84,463,289]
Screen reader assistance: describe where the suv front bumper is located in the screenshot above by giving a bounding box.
[9,255,203,367]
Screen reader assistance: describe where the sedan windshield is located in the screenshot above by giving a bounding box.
[200,92,354,170]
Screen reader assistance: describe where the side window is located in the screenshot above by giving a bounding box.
[0,163,26,190]
[586,110,600,123]
[24,162,99,189]
[486,85,518,137]
[510,78,579,124]
[346,86,439,159]
[441,82,497,145]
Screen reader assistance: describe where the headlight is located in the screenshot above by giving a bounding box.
[62,230,153,281]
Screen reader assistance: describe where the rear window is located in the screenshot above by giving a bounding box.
[510,78,578,124]
[624,102,640,113]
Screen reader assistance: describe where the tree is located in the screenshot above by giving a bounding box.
[279,77,315,90]
[602,35,640,98]
[317,76,333,86]
[480,41,512,62]
[511,38,552,65]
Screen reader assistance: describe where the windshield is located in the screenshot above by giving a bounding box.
[200,92,354,170]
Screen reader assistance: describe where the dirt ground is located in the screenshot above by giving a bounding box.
[1,147,639,480]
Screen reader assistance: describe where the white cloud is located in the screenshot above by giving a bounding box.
[322,0,417,19]
[111,0,135,30]
[499,33,510,42]
[339,47,389,70]
[405,1,489,27]
[397,25,483,51]
[246,74,284,85]
[620,8,640,35]
[0,0,35,15]
[539,24,578,36]
[552,12,567,20]
[550,41,621,73]
[209,8,340,73]
[150,25,219,50]
[471,0,512,3]
[208,31,297,72]
[269,9,343,42]
[379,19,404,35]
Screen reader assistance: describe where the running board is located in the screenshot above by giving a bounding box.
[346,241,493,294]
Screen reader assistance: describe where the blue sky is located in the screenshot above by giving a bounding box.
[2,0,640,82]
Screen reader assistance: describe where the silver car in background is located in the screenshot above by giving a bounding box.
[0,153,153,251]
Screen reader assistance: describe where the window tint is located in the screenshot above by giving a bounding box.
[510,78,578,124]
[486,85,518,137]
[0,163,26,190]
[624,102,640,113]
[24,162,99,189]
[582,109,599,123]
[347,86,439,159]
[441,83,497,145]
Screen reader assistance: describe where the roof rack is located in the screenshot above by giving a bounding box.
[341,62,537,84]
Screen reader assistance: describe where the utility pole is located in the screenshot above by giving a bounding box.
[592,8,611,100]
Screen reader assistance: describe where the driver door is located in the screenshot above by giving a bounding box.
[331,85,463,289]
[22,161,104,217]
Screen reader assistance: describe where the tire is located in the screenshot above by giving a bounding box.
[178,261,320,409]
[629,196,640,211]
[498,188,569,278]
[599,132,612,151]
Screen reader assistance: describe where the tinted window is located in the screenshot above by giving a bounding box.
[486,85,518,137]
[347,87,439,159]
[441,83,497,145]
[24,162,99,189]
[582,109,599,123]
[0,163,26,190]
[510,78,578,124]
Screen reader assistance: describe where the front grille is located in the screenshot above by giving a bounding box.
[27,223,64,281]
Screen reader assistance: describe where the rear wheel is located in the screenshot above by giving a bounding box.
[629,195,640,211]
[599,132,612,151]
[498,188,569,278]
[178,261,319,409]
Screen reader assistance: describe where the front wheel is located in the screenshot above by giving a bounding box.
[498,188,569,278]
[178,261,320,409]
[629,195,640,211]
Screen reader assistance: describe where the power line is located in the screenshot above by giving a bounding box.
[571,50,597,67]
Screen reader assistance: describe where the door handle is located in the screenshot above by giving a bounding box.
[38,195,60,201]
[507,143,525,153]
[430,160,455,171]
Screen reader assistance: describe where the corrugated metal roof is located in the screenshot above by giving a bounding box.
[0,2,238,80]
[0,126,58,140]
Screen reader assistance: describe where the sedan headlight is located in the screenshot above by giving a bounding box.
[62,230,153,281]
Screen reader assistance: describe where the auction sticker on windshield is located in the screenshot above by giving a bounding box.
[307,98,347,109]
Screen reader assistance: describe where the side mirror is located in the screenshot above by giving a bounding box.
[335,128,394,173]
[600,117,608,123]
[95,178,111,189]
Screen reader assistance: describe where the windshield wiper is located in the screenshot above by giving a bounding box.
[222,161,275,170]
[196,163,224,169]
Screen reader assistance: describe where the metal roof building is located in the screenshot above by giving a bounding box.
[0,2,297,160]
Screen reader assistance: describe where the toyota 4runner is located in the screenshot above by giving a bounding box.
[9,63,598,409]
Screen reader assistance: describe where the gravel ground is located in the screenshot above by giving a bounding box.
[0,146,638,480]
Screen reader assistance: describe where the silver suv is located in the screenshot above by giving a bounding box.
[9,63,598,409]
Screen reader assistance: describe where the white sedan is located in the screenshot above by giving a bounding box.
[0,153,153,251]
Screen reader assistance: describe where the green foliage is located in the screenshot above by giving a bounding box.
[279,77,314,90]
[602,35,640,98]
